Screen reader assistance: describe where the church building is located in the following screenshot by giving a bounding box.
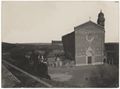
[62,11,105,66]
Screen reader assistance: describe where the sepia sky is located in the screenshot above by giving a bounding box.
[2,1,119,43]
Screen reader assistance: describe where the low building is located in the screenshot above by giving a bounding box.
[47,41,64,67]
[52,40,63,46]
[104,43,119,66]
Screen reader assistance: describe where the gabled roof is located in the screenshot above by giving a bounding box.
[74,20,104,31]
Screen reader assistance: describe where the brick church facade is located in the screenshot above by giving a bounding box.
[62,11,105,66]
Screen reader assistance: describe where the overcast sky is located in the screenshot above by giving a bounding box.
[2,1,119,43]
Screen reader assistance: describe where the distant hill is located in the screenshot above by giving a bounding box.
[18,43,51,46]
[2,42,63,50]
[2,42,17,51]
[2,42,64,61]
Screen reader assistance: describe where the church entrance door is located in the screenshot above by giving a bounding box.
[88,56,92,64]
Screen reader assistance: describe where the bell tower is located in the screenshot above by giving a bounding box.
[97,10,105,27]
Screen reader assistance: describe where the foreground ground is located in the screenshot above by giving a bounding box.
[2,60,78,88]
[2,59,119,88]
[48,64,118,87]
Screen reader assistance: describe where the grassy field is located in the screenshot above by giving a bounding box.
[48,64,118,87]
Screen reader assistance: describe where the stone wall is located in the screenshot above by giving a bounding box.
[62,32,75,60]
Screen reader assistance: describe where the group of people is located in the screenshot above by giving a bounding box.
[25,50,51,79]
